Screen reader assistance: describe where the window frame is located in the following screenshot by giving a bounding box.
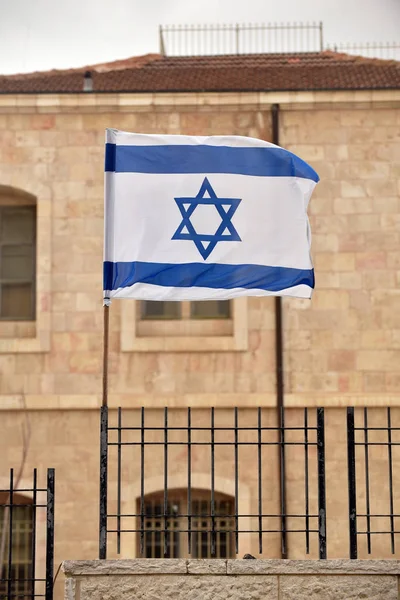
[121,297,248,352]
[0,205,37,321]
[141,300,231,321]
[0,185,51,353]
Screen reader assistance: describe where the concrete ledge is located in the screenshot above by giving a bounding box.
[63,558,400,577]
[3,393,400,411]
[63,559,188,575]
[227,559,400,575]
[187,559,227,574]
[63,559,400,600]
[1,90,400,112]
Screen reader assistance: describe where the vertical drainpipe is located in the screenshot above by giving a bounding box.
[271,103,288,559]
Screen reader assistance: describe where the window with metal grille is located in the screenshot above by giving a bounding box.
[141,300,231,320]
[0,206,36,320]
[138,489,235,558]
[0,494,33,598]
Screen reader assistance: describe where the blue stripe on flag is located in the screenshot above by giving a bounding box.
[104,144,319,182]
[103,261,315,292]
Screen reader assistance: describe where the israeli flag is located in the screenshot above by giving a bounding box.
[104,129,319,301]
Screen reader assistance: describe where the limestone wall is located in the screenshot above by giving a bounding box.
[281,107,400,400]
[0,94,399,409]
[63,559,400,600]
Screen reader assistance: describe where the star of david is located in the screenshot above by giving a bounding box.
[172,177,242,260]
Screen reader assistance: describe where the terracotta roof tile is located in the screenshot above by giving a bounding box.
[0,51,399,93]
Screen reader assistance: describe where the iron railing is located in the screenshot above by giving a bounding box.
[159,23,400,61]
[326,42,400,60]
[0,469,55,600]
[347,407,399,559]
[159,22,324,55]
[99,406,326,560]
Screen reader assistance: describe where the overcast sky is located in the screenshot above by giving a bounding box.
[0,0,399,75]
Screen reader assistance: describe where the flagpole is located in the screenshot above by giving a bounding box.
[99,300,110,558]
[272,102,288,560]
[102,302,110,408]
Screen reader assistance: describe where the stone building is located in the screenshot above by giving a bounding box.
[0,50,399,595]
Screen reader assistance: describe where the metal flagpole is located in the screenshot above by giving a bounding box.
[102,302,110,408]
[99,300,110,558]
[271,103,288,559]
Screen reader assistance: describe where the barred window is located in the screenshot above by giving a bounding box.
[0,494,33,598]
[0,206,36,320]
[138,489,235,558]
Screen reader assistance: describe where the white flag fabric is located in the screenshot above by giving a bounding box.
[104,129,319,301]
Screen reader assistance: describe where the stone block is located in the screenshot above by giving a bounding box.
[55,114,84,130]
[310,330,333,348]
[227,559,400,575]
[381,307,400,328]
[348,214,381,232]
[315,253,355,272]
[15,354,45,375]
[52,293,77,312]
[312,290,349,310]
[364,231,399,250]
[374,196,399,214]
[386,373,400,392]
[53,181,87,201]
[357,350,400,372]
[63,559,187,575]
[340,110,373,126]
[187,559,227,574]
[363,271,397,290]
[76,292,101,312]
[81,575,278,600]
[328,350,356,372]
[381,213,400,231]
[315,272,340,288]
[312,233,339,252]
[290,371,339,393]
[392,330,400,348]
[69,352,102,374]
[340,181,367,198]
[64,577,76,600]
[289,349,328,372]
[309,196,333,215]
[356,252,387,270]
[15,131,41,147]
[338,372,363,392]
[366,179,398,198]
[31,114,55,130]
[334,197,372,214]
[363,372,386,392]
[338,272,362,289]
[279,575,397,600]
[324,144,349,160]
[360,330,392,349]
[289,145,325,161]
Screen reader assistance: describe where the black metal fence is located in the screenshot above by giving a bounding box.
[347,407,399,559]
[159,22,400,60]
[0,469,55,600]
[159,22,324,55]
[99,406,326,560]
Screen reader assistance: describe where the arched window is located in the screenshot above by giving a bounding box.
[0,186,36,321]
[138,489,235,558]
[0,493,33,597]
